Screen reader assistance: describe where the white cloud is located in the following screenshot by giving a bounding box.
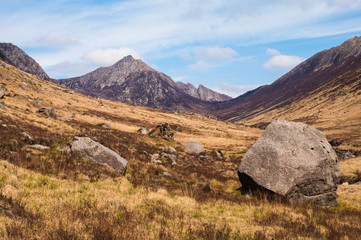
[38,32,76,47]
[213,83,261,98]
[187,60,211,71]
[83,48,140,66]
[266,48,281,55]
[180,53,193,60]
[47,61,96,78]
[195,47,239,60]
[263,55,304,69]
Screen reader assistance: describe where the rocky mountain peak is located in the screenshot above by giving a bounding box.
[0,43,50,80]
[175,82,232,102]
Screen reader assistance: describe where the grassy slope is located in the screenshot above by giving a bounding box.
[1,60,361,239]
[233,67,361,152]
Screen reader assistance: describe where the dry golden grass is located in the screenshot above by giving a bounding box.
[1,60,361,239]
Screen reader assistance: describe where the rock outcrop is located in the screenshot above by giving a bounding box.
[0,43,50,80]
[238,119,340,206]
[71,137,127,174]
[36,107,57,119]
[150,123,174,141]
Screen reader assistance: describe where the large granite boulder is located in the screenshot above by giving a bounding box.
[238,119,340,206]
[71,137,127,174]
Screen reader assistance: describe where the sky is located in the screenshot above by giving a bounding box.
[1,0,361,97]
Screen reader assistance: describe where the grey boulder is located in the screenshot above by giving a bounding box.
[71,137,127,174]
[185,141,205,155]
[238,119,340,207]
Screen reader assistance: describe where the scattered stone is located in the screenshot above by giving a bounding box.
[2,123,7,127]
[150,153,160,163]
[238,119,340,207]
[56,145,71,155]
[154,160,162,164]
[138,126,149,135]
[150,123,174,141]
[36,107,57,119]
[354,181,361,185]
[21,131,34,142]
[185,141,205,155]
[161,153,177,165]
[216,150,223,160]
[170,124,182,132]
[342,182,349,186]
[71,137,127,174]
[164,146,176,154]
[0,86,6,99]
[0,103,5,110]
[343,151,356,159]
[199,155,211,161]
[64,116,73,121]
[26,144,50,150]
[99,123,111,129]
[162,172,172,177]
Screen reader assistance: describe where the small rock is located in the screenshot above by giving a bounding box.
[161,153,177,165]
[21,131,34,142]
[0,86,6,99]
[343,151,355,159]
[37,107,57,119]
[138,126,149,135]
[150,153,160,163]
[64,116,73,120]
[199,155,211,161]
[185,141,205,155]
[26,144,50,150]
[150,123,174,141]
[162,172,172,177]
[164,146,176,154]
[2,123,7,127]
[154,160,162,164]
[216,150,223,160]
[342,182,349,186]
[99,123,111,129]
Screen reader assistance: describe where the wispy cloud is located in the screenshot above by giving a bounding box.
[1,0,361,78]
[213,83,261,98]
[194,47,239,60]
[188,60,212,71]
[83,48,140,66]
[263,48,304,69]
[37,32,76,47]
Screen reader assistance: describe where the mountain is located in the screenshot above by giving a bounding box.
[55,56,210,112]
[0,43,50,80]
[175,82,232,102]
[212,36,361,124]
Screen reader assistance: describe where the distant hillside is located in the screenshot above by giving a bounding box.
[212,36,361,122]
[0,42,50,80]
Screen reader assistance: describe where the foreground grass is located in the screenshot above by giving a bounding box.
[1,160,361,240]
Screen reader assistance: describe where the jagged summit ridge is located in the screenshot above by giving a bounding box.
[175,82,232,102]
[0,43,50,80]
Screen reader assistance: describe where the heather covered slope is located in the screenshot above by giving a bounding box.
[1,59,361,239]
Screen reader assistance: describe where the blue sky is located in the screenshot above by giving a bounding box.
[1,0,361,97]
